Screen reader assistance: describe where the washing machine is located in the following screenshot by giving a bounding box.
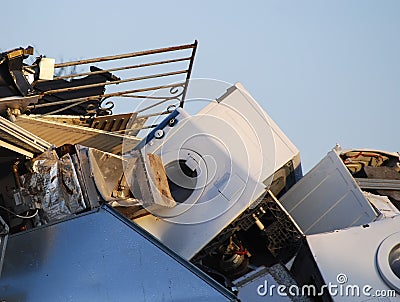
[303,216,400,301]
[125,83,300,259]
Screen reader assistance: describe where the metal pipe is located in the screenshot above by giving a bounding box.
[41,70,188,95]
[27,83,185,109]
[180,40,198,107]
[136,111,170,119]
[41,99,91,116]
[54,43,196,68]
[37,57,192,82]
[136,96,180,114]
[119,94,178,100]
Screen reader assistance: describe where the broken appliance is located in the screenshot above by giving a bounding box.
[0,41,307,301]
[291,215,400,302]
[0,41,200,234]
[127,82,301,260]
[286,147,400,301]
[0,42,242,301]
[0,40,398,301]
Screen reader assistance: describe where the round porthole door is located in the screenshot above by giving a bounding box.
[376,231,400,292]
[151,148,207,219]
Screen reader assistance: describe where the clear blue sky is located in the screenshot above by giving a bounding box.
[2,0,399,171]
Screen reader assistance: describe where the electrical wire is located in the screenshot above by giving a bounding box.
[0,205,38,219]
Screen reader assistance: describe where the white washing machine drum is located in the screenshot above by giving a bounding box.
[377,231,400,292]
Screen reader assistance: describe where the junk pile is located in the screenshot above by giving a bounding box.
[0,42,398,301]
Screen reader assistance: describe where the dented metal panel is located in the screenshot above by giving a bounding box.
[0,206,236,302]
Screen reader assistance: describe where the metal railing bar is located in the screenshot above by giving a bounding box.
[180,40,198,107]
[41,99,90,116]
[37,57,191,82]
[136,97,179,114]
[54,42,196,68]
[27,83,185,109]
[42,70,188,95]
[119,94,178,100]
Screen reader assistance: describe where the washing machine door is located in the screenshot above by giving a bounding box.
[147,148,208,218]
[376,231,400,292]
